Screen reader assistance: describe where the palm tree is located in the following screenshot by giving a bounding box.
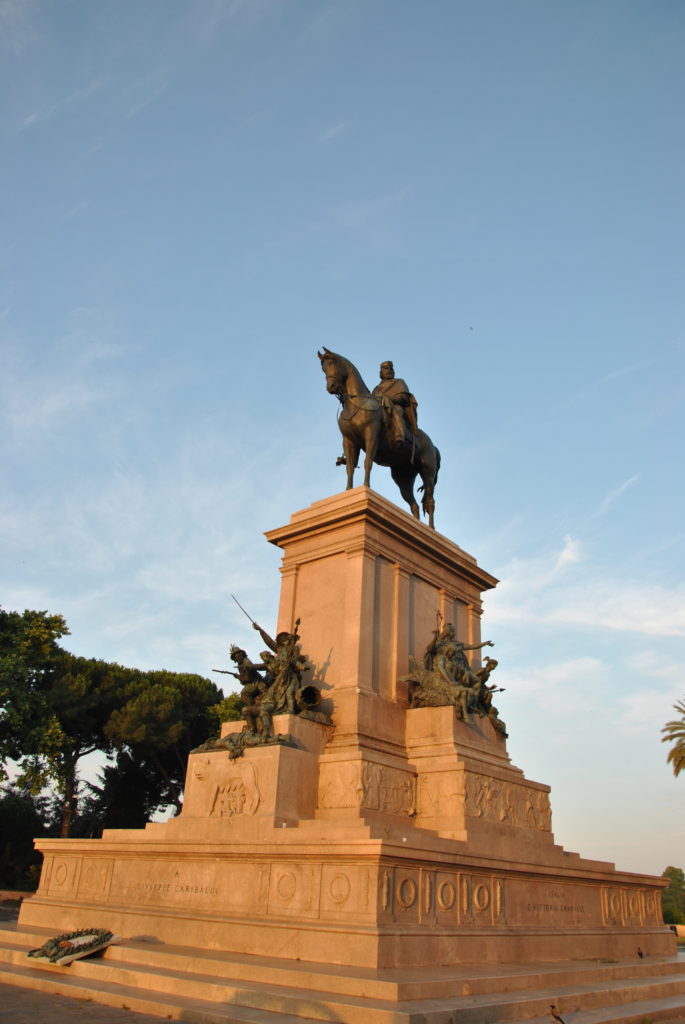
[662,699,685,777]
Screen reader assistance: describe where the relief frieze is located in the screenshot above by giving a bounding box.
[361,762,416,816]
[320,762,416,816]
[465,772,551,832]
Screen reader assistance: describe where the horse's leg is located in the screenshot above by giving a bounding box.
[423,485,435,529]
[343,436,359,489]
[418,473,436,528]
[362,423,379,488]
[417,438,438,529]
[391,465,420,519]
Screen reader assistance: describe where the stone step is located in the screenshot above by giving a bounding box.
[0,959,323,1024]
[2,933,685,1024]
[518,998,685,1024]
[2,922,683,1004]
[1,949,685,1024]
[1,924,684,1024]
[91,944,685,1005]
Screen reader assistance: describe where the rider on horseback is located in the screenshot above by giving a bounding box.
[372,361,419,446]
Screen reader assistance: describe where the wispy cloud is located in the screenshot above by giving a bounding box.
[489,538,685,637]
[191,0,273,38]
[334,189,408,227]
[22,77,109,129]
[552,534,582,572]
[57,201,90,223]
[117,67,172,121]
[601,356,667,382]
[0,0,38,53]
[588,475,639,520]
[0,306,125,437]
[319,120,351,142]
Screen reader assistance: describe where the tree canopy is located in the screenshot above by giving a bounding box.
[104,670,224,814]
[662,866,685,925]
[0,607,228,837]
[661,698,685,777]
[0,787,49,890]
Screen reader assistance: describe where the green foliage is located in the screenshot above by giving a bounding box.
[662,866,685,924]
[69,752,169,837]
[0,787,49,890]
[0,608,69,772]
[1,607,223,834]
[211,691,243,723]
[662,699,685,777]
[104,671,222,814]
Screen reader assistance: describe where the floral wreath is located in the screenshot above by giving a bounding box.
[27,928,114,964]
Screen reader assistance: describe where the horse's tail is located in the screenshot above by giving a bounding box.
[434,446,441,484]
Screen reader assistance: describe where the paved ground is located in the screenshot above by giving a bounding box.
[0,982,168,1023]
[0,901,165,1022]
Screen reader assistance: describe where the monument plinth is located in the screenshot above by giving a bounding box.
[1,350,680,1021]
[13,488,671,977]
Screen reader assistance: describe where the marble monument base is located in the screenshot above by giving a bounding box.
[3,489,676,1023]
[17,702,671,968]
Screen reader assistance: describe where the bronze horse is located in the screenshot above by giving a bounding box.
[318,348,441,528]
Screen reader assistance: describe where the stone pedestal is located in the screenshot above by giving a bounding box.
[17,488,673,979]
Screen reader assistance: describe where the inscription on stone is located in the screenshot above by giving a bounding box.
[528,888,585,914]
[136,881,220,896]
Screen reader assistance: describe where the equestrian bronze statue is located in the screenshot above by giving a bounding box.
[317,348,441,528]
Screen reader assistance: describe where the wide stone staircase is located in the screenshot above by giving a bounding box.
[0,921,684,1024]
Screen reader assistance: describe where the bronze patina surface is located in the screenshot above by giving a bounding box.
[318,348,440,528]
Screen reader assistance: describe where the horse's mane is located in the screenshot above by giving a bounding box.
[321,348,370,396]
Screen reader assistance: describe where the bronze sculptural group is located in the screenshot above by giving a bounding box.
[318,349,441,529]
[206,355,506,753]
[404,622,507,737]
[207,617,329,759]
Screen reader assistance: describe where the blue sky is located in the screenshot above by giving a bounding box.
[2,0,683,875]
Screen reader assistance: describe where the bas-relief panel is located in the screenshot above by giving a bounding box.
[601,887,661,927]
[267,862,321,918]
[266,861,375,920]
[77,858,113,899]
[319,864,373,917]
[380,867,505,926]
[46,855,80,896]
[465,772,552,832]
[417,771,463,820]
[189,756,261,819]
[361,761,416,816]
[41,850,665,933]
[319,762,360,808]
[379,870,662,931]
[319,761,416,816]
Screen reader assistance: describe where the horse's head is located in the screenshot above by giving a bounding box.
[317,347,346,396]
